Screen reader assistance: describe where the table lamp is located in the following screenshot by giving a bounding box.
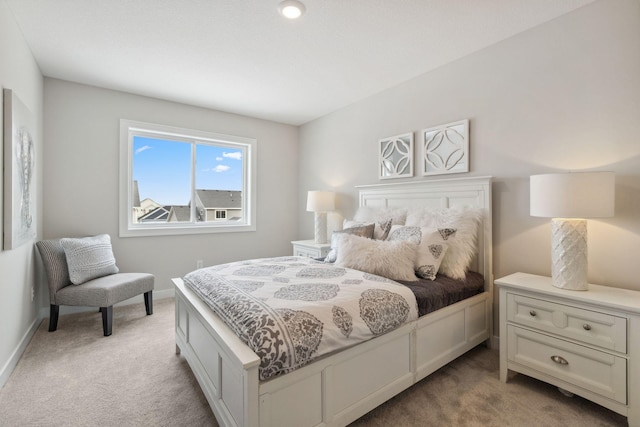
[306,191,335,244]
[530,172,615,291]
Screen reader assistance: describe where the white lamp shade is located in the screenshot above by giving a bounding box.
[306,191,335,212]
[530,172,615,218]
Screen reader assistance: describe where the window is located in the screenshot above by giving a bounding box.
[119,120,256,237]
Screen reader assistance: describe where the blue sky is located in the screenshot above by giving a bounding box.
[133,136,243,206]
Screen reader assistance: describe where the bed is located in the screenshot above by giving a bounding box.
[173,176,493,427]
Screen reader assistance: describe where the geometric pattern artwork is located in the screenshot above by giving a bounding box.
[422,119,469,176]
[379,132,413,180]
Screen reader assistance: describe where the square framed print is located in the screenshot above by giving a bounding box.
[422,119,469,176]
[379,132,413,180]
[3,89,36,250]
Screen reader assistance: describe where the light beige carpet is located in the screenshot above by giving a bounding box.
[0,298,627,427]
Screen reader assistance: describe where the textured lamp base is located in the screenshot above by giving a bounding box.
[551,218,588,291]
[314,212,328,244]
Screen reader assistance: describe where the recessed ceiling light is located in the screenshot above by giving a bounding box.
[278,0,306,19]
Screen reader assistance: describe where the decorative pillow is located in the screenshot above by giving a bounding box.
[60,234,119,285]
[353,206,408,227]
[324,223,375,263]
[387,226,449,280]
[335,234,418,281]
[405,207,482,280]
[343,218,392,240]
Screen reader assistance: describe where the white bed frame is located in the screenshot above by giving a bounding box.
[173,176,493,427]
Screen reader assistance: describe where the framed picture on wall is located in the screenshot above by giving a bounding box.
[379,132,413,180]
[3,89,36,250]
[422,119,469,176]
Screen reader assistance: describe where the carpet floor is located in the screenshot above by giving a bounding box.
[0,298,628,426]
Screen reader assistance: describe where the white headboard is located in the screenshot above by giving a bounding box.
[356,176,493,291]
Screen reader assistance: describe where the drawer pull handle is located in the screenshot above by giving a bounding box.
[529,310,537,317]
[583,324,591,331]
[550,355,569,365]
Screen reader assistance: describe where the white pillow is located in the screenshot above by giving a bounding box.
[387,226,449,280]
[335,234,418,282]
[405,207,482,280]
[60,234,119,285]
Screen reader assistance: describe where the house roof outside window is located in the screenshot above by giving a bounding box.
[195,189,242,209]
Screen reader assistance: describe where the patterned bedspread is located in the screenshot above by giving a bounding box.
[183,256,418,381]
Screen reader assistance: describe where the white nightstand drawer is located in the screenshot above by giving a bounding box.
[294,247,320,258]
[506,293,627,353]
[507,325,627,404]
[292,240,331,259]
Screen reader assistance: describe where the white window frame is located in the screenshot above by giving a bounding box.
[119,119,257,237]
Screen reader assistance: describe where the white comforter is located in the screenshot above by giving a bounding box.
[183,256,418,381]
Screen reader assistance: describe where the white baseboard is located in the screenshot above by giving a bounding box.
[0,316,41,389]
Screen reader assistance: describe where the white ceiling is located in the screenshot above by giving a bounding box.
[6,0,594,125]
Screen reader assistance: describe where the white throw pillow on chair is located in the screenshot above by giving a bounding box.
[60,234,119,285]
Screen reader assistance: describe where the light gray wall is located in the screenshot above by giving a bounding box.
[0,1,44,386]
[298,0,640,303]
[43,79,299,304]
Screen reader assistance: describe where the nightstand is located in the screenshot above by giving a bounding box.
[496,273,640,426]
[291,240,331,258]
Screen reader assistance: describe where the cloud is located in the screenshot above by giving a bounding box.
[215,165,230,173]
[223,151,242,160]
[216,157,223,161]
[135,145,152,154]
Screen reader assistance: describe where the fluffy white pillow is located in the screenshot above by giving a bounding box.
[387,226,449,280]
[335,234,418,281]
[405,207,482,280]
[60,234,119,285]
[324,223,375,263]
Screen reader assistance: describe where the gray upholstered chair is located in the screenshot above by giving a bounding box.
[36,238,154,336]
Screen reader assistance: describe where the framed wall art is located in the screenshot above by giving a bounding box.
[379,132,413,180]
[422,119,469,176]
[3,89,36,250]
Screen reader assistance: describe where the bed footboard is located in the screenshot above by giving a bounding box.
[175,278,490,427]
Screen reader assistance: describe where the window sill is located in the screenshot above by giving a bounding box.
[119,222,256,238]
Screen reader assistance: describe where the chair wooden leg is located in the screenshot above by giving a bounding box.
[49,305,59,332]
[101,306,113,336]
[144,291,153,315]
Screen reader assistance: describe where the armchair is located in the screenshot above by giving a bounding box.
[36,238,154,336]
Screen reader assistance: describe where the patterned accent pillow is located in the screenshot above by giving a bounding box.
[405,207,482,280]
[324,224,375,263]
[387,226,449,280]
[343,218,392,240]
[335,234,418,282]
[60,234,119,285]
